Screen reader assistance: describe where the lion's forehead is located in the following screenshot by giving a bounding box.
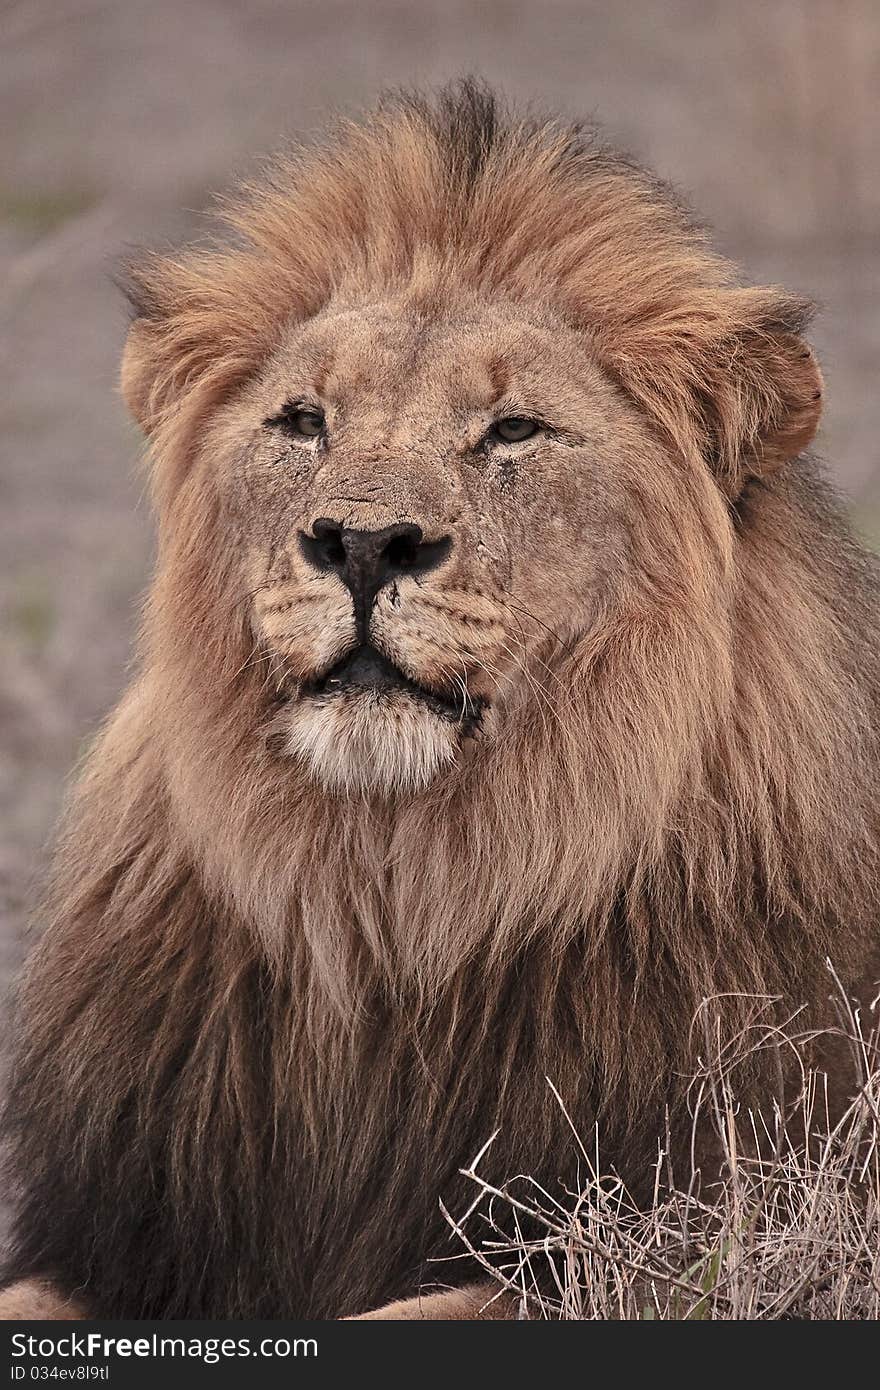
[265,294,597,423]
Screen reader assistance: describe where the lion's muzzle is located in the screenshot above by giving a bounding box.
[299,519,452,641]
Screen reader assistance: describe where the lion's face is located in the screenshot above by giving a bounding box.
[207,289,657,795]
[124,90,824,803]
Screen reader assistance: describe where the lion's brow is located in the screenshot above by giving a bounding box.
[487,353,509,399]
[311,351,336,397]
[456,352,510,411]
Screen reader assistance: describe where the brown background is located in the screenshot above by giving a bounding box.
[1,1,878,1100]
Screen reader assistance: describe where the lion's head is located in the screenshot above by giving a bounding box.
[168,292,667,796]
[121,83,823,804]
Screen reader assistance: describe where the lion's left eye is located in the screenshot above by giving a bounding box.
[490,417,541,444]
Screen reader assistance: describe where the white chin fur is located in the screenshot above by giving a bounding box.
[283,692,458,796]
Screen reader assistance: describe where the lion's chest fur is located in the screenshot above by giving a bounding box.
[190,940,666,1320]
[8,867,674,1319]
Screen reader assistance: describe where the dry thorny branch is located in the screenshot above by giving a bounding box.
[443,964,880,1319]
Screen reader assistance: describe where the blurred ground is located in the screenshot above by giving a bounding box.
[1,0,878,1072]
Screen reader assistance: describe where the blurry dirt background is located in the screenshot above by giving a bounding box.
[1,1,878,1125]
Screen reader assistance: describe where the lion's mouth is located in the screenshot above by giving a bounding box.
[301,644,484,730]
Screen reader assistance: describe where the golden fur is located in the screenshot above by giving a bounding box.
[1,82,878,1321]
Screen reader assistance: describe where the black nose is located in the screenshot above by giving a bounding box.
[300,520,451,633]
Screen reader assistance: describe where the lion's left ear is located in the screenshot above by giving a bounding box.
[704,309,823,494]
[690,289,824,498]
[750,333,823,466]
[609,287,823,498]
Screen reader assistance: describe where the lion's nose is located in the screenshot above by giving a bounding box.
[299,519,451,629]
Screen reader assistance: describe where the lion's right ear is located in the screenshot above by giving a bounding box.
[117,252,263,442]
[117,257,187,436]
[120,317,162,433]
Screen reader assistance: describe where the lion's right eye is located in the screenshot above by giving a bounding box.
[266,404,326,439]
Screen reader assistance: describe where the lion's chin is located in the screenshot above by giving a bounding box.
[280,691,460,797]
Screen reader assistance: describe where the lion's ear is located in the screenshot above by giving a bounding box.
[120,317,162,433]
[117,256,182,436]
[117,252,261,443]
[752,334,823,466]
[701,294,823,496]
[607,287,822,499]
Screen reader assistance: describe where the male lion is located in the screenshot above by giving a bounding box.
[1,82,879,1322]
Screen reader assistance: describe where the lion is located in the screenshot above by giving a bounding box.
[1,81,878,1322]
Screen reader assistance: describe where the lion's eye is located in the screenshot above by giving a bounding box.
[267,404,326,439]
[288,408,325,438]
[491,417,541,444]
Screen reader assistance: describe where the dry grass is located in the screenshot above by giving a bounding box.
[445,966,880,1319]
